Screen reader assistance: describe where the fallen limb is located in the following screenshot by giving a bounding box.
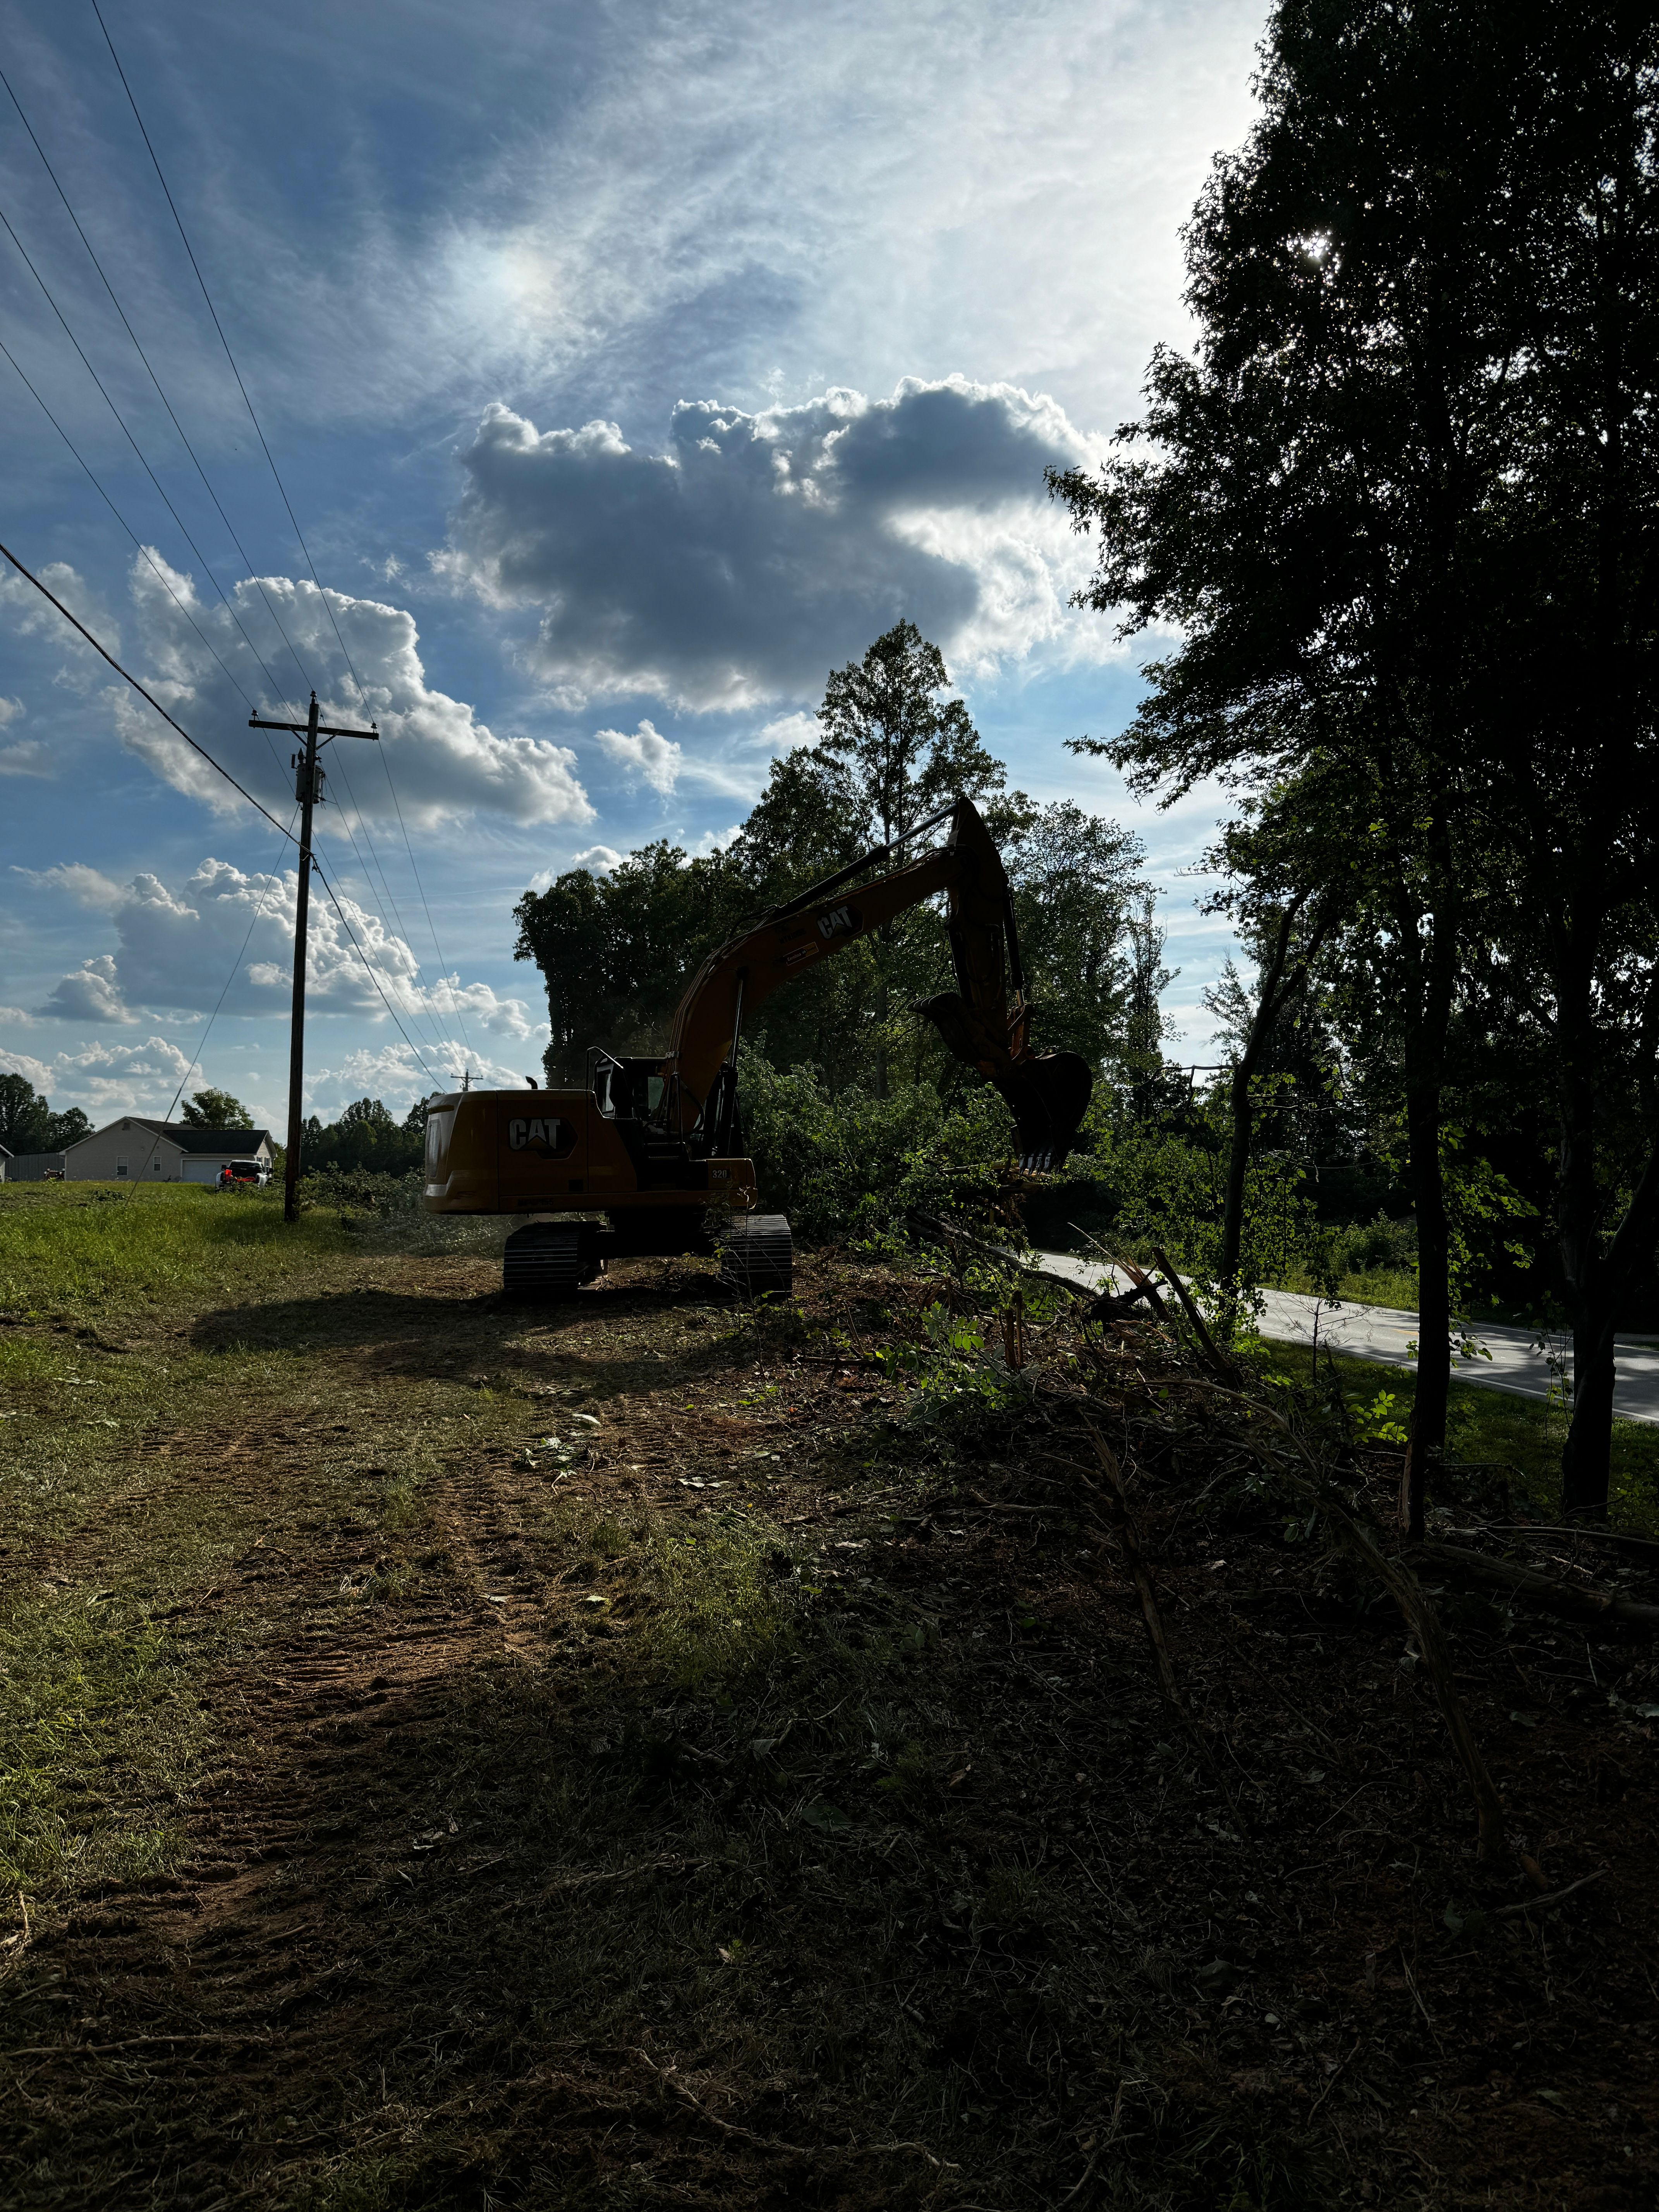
[906,1212,1097,1302]
[1151,1246,1245,1388]
[1416,1543,1659,1629]
[1458,1523,1659,1565]
[1492,1869,1607,1918]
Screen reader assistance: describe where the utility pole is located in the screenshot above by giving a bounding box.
[248,692,379,1221]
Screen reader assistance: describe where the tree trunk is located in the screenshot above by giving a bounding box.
[1396,827,1460,1543]
[1401,1073,1451,1542]
[1560,1137,1659,1520]
[1218,900,1303,1337]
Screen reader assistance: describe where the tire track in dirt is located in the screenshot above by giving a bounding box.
[2,1422,556,2209]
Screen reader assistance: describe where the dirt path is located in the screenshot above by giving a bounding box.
[5,1242,1659,2209]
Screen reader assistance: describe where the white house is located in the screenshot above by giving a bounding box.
[64,1118,274,1185]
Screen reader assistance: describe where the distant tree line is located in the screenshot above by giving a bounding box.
[299,1096,427,1177]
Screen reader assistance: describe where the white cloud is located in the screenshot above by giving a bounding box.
[0,560,120,670]
[0,1005,29,1025]
[16,863,126,910]
[0,740,52,778]
[593,718,683,793]
[690,823,744,856]
[38,955,136,1025]
[565,845,624,875]
[0,1036,200,1123]
[79,555,593,830]
[752,710,819,756]
[305,1041,536,1119]
[436,376,1106,709]
[17,855,531,1049]
[0,696,22,725]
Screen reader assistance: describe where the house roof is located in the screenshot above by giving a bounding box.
[68,1118,273,1156]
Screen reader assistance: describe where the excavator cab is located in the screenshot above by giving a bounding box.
[424,797,1092,1300]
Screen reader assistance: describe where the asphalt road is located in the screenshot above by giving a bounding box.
[1032,1251,1659,1427]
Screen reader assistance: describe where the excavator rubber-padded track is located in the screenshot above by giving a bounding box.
[718,1213,793,1300]
[503,1222,596,1301]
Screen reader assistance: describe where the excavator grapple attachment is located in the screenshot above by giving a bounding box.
[991,1049,1094,1175]
[719,1213,794,1300]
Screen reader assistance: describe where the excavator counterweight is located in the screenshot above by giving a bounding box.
[422,799,1093,1297]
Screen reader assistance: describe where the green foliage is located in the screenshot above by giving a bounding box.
[301,1097,424,1176]
[179,1087,252,1129]
[0,1070,91,1154]
[1060,1084,1317,1293]
[736,1050,1017,1244]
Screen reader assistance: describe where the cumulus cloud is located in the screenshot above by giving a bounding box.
[565,845,624,875]
[593,718,682,793]
[18,855,538,1052]
[38,955,136,1025]
[0,739,52,778]
[0,1005,29,1025]
[0,560,120,673]
[17,863,126,910]
[14,554,592,829]
[436,376,1106,709]
[305,1041,537,1119]
[0,1035,200,1123]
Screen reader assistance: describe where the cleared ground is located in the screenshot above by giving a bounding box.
[3,1184,1659,2210]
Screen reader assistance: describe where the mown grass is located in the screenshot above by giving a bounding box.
[0,1180,354,1318]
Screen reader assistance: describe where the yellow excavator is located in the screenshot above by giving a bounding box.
[421,797,1092,1298]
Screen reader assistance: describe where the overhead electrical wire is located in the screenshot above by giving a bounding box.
[0,197,308,720]
[0,62,320,712]
[0,538,440,1087]
[91,0,372,710]
[88,0,471,1067]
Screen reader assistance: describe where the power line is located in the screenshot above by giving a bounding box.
[1,534,441,1092]
[0,534,293,832]
[0,61,318,712]
[313,857,440,1087]
[84,0,466,1066]
[0,324,268,718]
[0,191,313,720]
[91,0,371,712]
[86,9,472,1068]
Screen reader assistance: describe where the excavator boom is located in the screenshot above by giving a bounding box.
[666,798,1091,1172]
[421,797,1092,1297]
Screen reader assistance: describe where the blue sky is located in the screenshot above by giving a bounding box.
[0,0,1266,1132]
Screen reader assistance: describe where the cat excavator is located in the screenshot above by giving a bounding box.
[420,797,1092,1298]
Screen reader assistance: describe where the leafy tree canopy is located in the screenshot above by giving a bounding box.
[180,1088,253,1128]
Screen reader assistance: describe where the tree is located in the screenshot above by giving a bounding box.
[816,619,1004,848]
[0,1072,52,1154]
[814,620,1005,1094]
[514,842,744,1084]
[1004,802,1150,1075]
[180,1088,252,1128]
[0,1073,90,1154]
[302,1097,423,1175]
[1048,0,1578,1533]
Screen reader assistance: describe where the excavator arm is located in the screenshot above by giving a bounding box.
[661,798,1092,1171]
